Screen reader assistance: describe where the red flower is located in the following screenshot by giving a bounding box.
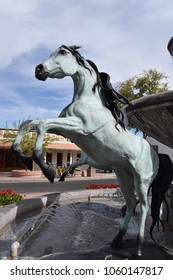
[7,189,13,194]
[85,183,120,189]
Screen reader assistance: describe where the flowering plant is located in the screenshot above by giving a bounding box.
[85,183,120,189]
[0,189,23,206]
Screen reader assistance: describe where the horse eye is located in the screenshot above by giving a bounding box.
[59,49,67,55]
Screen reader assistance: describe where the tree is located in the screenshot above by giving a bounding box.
[115,68,170,137]
[116,68,170,101]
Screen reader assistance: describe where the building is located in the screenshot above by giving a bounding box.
[0,128,81,172]
[147,136,173,161]
[2,127,172,174]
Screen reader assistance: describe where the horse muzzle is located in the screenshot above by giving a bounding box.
[35,64,49,81]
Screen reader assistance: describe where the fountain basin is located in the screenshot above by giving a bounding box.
[0,189,172,260]
[0,193,59,231]
[124,91,173,148]
[0,189,123,259]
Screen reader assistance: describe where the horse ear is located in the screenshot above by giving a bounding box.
[69,45,82,51]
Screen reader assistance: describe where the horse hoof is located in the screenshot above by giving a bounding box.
[43,165,56,184]
[59,176,65,181]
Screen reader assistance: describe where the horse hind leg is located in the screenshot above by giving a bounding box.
[110,198,137,250]
[111,171,138,250]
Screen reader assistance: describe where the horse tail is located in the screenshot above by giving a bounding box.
[149,153,173,243]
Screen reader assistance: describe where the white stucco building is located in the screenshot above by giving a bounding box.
[147,136,173,161]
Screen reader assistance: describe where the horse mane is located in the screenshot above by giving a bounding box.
[87,60,131,130]
[62,45,131,130]
[98,72,131,130]
[61,45,92,74]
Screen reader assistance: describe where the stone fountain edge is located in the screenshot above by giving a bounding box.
[0,189,118,232]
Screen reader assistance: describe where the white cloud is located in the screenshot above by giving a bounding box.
[0,0,173,127]
[0,103,60,128]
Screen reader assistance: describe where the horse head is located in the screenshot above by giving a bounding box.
[35,45,91,81]
[35,44,130,129]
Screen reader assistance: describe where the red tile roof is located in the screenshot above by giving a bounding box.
[0,141,11,148]
[47,142,81,151]
[0,140,81,151]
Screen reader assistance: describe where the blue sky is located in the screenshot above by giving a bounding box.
[0,0,173,128]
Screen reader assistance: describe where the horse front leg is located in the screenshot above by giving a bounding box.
[11,120,40,170]
[32,126,56,184]
[32,117,83,183]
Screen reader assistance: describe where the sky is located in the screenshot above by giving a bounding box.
[0,0,173,128]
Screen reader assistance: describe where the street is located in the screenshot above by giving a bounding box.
[0,177,117,197]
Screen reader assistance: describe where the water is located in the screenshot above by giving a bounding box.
[0,207,44,259]
[0,191,172,260]
[19,198,124,259]
[0,191,125,259]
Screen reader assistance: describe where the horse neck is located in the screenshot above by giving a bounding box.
[71,68,100,102]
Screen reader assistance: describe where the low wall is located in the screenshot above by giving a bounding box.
[11,170,42,177]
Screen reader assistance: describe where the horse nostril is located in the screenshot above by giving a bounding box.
[35,64,44,73]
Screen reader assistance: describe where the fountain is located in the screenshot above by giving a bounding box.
[0,188,172,260]
[3,39,173,259]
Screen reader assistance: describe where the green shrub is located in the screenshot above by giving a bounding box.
[0,189,23,206]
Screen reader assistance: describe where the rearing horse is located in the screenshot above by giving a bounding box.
[12,45,173,258]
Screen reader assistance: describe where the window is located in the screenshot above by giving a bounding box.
[77,153,81,161]
[5,151,15,167]
[0,151,5,167]
[46,152,52,164]
[57,153,62,166]
[16,156,23,167]
[0,149,23,171]
[67,153,71,166]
